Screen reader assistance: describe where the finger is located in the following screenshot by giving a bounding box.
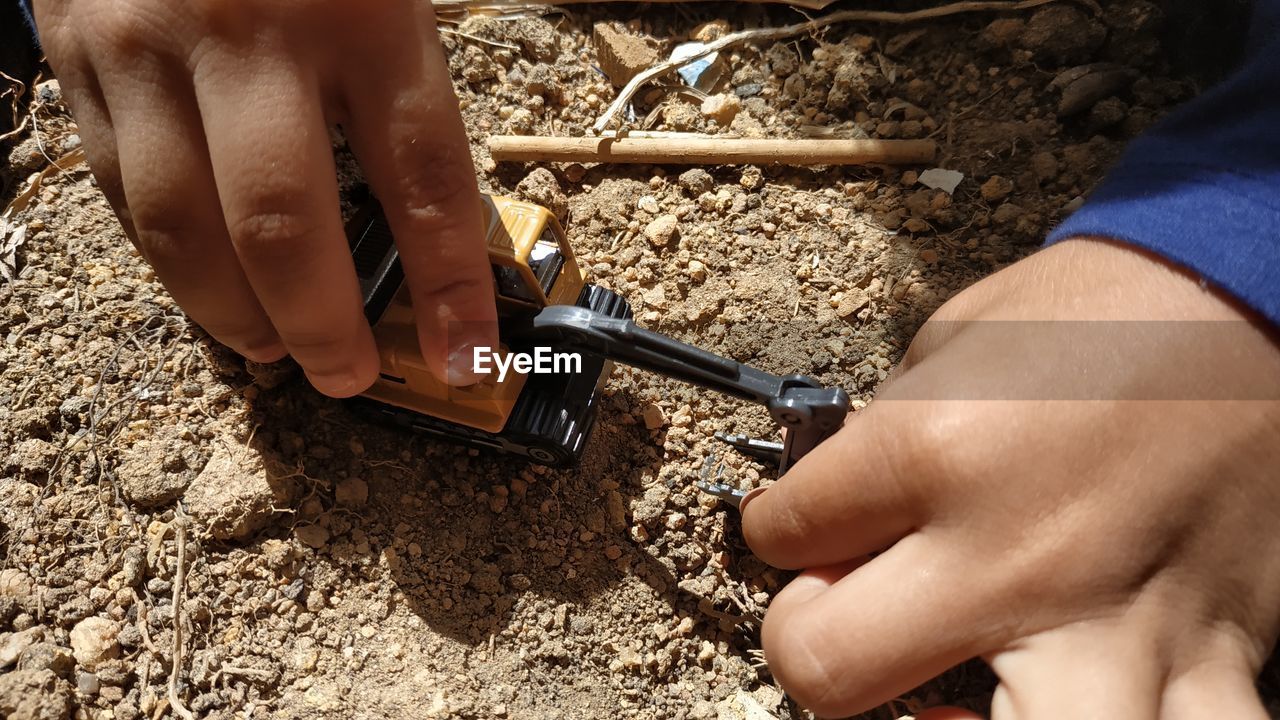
[194,56,379,397]
[37,22,132,239]
[986,622,1162,720]
[338,3,497,385]
[741,402,931,569]
[762,535,994,717]
[93,50,284,360]
[1162,656,1268,720]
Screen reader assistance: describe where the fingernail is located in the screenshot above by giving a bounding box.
[307,367,365,398]
[737,486,768,514]
[446,340,489,387]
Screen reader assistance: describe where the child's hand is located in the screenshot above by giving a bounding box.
[741,239,1280,718]
[33,0,497,395]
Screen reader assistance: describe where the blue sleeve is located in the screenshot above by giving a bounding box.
[1047,0,1280,328]
[18,0,37,41]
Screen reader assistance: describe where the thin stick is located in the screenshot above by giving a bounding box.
[489,135,936,166]
[591,0,1076,134]
[438,26,521,51]
[167,507,196,720]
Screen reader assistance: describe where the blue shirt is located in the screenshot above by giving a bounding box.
[1047,0,1280,327]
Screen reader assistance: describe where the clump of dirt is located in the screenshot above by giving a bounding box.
[3,2,1272,719]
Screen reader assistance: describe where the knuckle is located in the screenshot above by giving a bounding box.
[898,404,981,483]
[91,2,169,57]
[412,274,490,304]
[388,153,476,233]
[130,208,194,265]
[279,329,349,357]
[227,206,316,264]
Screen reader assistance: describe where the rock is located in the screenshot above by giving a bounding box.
[687,260,707,282]
[34,79,61,105]
[506,107,535,135]
[0,569,36,615]
[183,442,294,541]
[119,547,145,588]
[1020,6,1106,65]
[335,477,368,508]
[295,524,330,550]
[637,195,660,214]
[75,672,99,695]
[605,491,627,529]
[980,176,1014,203]
[992,203,1024,225]
[1086,96,1129,131]
[593,23,660,87]
[467,562,503,595]
[678,168,714,196]
[0,669,75,720]
[515,168,567,221]
[0,627,44,668]
[19,643,74,679]
[1030,151,1060,184]
[692,19,730,42]
[522,64,555,98]
[69,617,119,671]
[661,102,702,132]
[978,18,1025,50]
[836,288,870,319]
[1056,64,1138,117]
[115,437,192,508]
[8,439,57,483]
[641,404,666,430]
[460,45,497,83]
[904,217,930,233]
[6,135,46,178]
[699,93,741,125]
[643,215,679,247]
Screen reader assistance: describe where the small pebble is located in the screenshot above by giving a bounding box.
[295,524,330,549]
[641,404,666,430]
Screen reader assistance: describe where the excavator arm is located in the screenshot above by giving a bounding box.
[504,305,851,504]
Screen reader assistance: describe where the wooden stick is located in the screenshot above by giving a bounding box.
[488,135,936,166]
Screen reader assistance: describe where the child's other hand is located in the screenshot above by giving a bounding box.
[33,0,497,395]
[741,239,1280,718]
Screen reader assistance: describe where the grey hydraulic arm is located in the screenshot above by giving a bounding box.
[505,305,851,501]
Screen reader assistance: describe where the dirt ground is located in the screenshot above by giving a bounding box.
[2,1,1277,718]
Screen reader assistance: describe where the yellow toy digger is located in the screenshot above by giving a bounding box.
[346,194,849,503]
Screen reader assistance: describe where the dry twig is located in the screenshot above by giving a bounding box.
[167,506,196,720]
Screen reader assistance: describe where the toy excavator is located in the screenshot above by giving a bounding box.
[346,194,850,504]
